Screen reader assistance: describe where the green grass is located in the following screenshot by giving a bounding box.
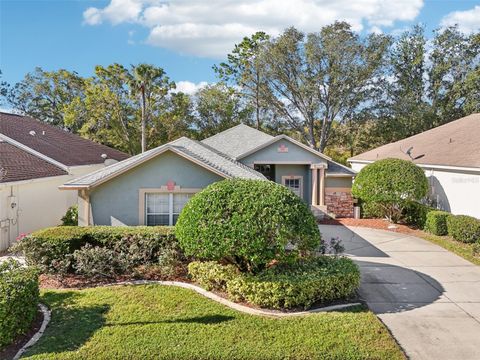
[418,232,480,266]
[24,285,404,360]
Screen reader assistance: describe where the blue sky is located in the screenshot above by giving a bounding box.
[1,0,479,94]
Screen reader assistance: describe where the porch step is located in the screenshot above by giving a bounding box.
[311,205,330,220]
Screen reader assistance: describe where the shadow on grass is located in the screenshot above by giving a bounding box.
[25,291,109,357]
[107,314,235,327]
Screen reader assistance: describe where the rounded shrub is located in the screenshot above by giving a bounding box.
[226,257,360,309]
[176,179,322,273]
[447,215,480,243]
[352,158,428,222]
[425,211,450,236]
[0,260,39,348]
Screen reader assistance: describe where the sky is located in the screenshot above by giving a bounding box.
[1,0,479,94]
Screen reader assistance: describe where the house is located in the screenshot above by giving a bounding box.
[61,124,356,226]
[348,113,480,218]
[0,112,129,250]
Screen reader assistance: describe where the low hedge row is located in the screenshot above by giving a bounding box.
[0,260,39,349]
[447,215,480,243]
[188,258,360,310]
[425,211,450,236]
[424,212,480,243]
[12,226,177,274]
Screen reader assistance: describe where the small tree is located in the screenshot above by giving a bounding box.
[175,179,322,273]
[352,158,428,222]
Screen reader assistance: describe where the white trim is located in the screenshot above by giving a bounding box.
[0,133,69,171]
[348,159,480,174]
[236,135,331,161]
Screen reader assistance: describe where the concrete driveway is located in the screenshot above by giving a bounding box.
[320,224,480,360]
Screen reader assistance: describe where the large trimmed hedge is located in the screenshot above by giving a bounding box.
[188,257,360,310]
[12,226,176,274]
[0,260,39,349]
[353,158,428,222]
[176,179,322,273]
[447,215,480,243]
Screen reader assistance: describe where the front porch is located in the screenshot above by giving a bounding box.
[253,162,354,219]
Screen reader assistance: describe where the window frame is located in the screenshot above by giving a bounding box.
[281,175,303,199]
[139,187,201,226]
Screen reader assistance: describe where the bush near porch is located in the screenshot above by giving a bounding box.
[176,179,322,274]
[353,158,429,223]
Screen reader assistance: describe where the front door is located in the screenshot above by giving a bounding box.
[283,176,303,198]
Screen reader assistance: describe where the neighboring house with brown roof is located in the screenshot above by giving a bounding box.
[0,112,129,250]
[348,113,480,218]
[62,124,356,227]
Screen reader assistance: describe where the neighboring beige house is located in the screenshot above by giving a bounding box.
[0,112,128,251]
[348,113,480,219]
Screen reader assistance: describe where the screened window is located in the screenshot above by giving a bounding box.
[145,193,193,226]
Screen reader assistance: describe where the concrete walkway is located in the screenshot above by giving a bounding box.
[320,225,480,360]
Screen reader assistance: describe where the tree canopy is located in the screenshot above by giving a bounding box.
[1,23,478,160]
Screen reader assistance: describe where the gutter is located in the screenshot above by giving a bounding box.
[347,159,480,174]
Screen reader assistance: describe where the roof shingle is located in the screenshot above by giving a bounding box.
[201,123,274,158]
[0,112,129,166]
[0,141,67,183]
[349,113,480,169]
[62,137,265,188]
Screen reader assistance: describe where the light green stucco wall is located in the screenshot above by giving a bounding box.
[89,151,223,225]
[274,164,311,202]
[325,176,352,188]
[240,139,328,166]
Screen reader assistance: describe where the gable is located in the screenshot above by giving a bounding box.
[239,137,329,166]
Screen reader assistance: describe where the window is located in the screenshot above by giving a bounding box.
[145,193,193,226]
[282,176,303,198]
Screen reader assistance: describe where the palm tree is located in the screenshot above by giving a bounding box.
[129,64,174,153]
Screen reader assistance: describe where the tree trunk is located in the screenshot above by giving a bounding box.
[141,86,146,153]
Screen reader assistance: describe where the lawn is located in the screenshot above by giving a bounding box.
[24,284,404,360]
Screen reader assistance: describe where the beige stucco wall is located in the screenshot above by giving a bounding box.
[0,164,105,251]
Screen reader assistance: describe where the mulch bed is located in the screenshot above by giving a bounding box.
[0,309,43,360]
[39,272,190,290]
[319,218,421,236]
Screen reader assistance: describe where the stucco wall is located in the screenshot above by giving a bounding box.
[349,161,480,219]
[0,164,105,251]
[89,151,223,226]
[274,164,311,202]
[325,176,352,189]
[240,139,328,166]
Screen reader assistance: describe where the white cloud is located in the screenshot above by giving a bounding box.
[83,0,424,58]
[173,81,209,95]
[440,5,480,34]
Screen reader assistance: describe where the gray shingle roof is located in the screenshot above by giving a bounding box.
[62,137,265,188]
[326,160,356,176]
[201,124,274,159]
